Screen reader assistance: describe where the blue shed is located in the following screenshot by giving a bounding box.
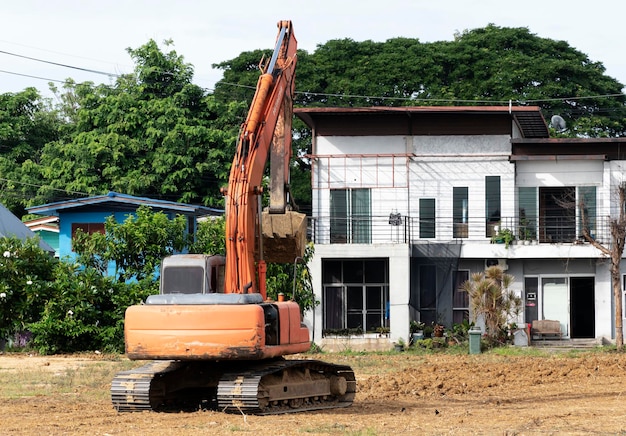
[26,192,223,263]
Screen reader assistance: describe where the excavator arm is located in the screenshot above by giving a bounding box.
[224,20,304,297]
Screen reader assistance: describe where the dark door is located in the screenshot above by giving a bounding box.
[570,277,595,338]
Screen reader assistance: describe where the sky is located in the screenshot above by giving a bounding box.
[2,0,625,99]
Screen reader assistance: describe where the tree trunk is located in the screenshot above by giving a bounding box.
[612,256,624,348]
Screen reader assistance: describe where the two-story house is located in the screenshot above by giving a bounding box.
[295,106,624,349]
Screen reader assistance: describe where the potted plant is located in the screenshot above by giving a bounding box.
[433,323,445,338]
[491,228,514,248]
[394,338,406,352]
[409,320,425,343]
[377,326,390,337]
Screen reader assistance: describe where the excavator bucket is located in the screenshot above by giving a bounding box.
[262,210,307,263]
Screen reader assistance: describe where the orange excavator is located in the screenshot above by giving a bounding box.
[110,21,355,414]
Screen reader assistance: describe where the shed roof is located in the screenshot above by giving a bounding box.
[0,203,55,253]
[26,192,223,217]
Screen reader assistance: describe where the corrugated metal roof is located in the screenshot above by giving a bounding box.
[27,192,223,217]
[0,203,55,253]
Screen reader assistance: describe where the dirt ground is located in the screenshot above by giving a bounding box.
[1,349,626,435]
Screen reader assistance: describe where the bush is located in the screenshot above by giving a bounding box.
[0,237,58,341]
[28,263,157,354]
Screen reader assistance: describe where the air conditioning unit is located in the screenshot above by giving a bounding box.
[485,259,508,270]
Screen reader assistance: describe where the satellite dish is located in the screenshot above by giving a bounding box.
[551,115,567,131]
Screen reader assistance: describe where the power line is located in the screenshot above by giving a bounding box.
[0,49,120,77]
[0,177,90,197]
[0,69,66,84]
[0,45,624,109]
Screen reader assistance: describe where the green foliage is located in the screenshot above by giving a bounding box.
[491,227,515,248]
[0,237,58,339]
[188,216,226,255]
[449,319,474,342]
[29,40,243,208]
[265,243,319,315]
[216,25,626,138]
[72,205,189,282]
[412,338,448,351]
[0,88,65,215]
[28,263,157,354]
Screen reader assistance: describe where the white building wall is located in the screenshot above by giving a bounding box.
[409,135,514,240]
[517,160,603,187]
[595,261,613,338]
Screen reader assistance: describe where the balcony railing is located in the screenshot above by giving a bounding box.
[309,215,610,245]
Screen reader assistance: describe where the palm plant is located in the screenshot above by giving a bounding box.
[461,266,522,343]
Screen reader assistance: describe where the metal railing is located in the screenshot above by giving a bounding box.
[309,215,611,245]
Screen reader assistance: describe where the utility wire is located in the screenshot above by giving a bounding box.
[0,69,66,84]
[0,177,90,197]
[0,47,625,108]
[0,49,120,77]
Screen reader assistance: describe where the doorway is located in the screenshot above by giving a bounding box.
[570,277,595,338]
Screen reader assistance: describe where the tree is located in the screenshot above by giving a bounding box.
[215,25,626,137]
[0,88,65,215]
[33,40,244,208]
[461,266,522,344]
[188,216,226,255]
[580,183,626,348]
[265,243,318,315]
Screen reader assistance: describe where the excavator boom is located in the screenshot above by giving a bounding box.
[225,20,306,297]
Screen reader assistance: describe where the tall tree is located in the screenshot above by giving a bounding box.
[215,25,626,137]
[34,40,245,208]
[0,88,64,215]
[462,266,522,344]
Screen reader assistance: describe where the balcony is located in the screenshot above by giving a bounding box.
[309,215,609,246]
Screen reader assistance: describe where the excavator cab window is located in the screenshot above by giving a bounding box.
[161,266,206,294]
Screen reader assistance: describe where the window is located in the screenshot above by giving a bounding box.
[453,270,470,324]
[522,186,596,243]
[71,223,105,248]
[578,186,596,238]
[330,189,371,243]
[322,259,389,333]
[453,187,468,238]
[539,187,575,243]
[419,198,435,238]
[518,187,537,241]
[485,176,501,237]
[419,264,437,325]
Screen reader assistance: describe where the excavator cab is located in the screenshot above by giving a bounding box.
[159,254,225,295]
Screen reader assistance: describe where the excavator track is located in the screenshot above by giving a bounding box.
[111,359,356,415]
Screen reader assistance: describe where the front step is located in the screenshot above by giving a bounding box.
[531,337,603,348]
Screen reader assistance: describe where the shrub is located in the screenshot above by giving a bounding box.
[28,263,157,354]
[0,237,58,341]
